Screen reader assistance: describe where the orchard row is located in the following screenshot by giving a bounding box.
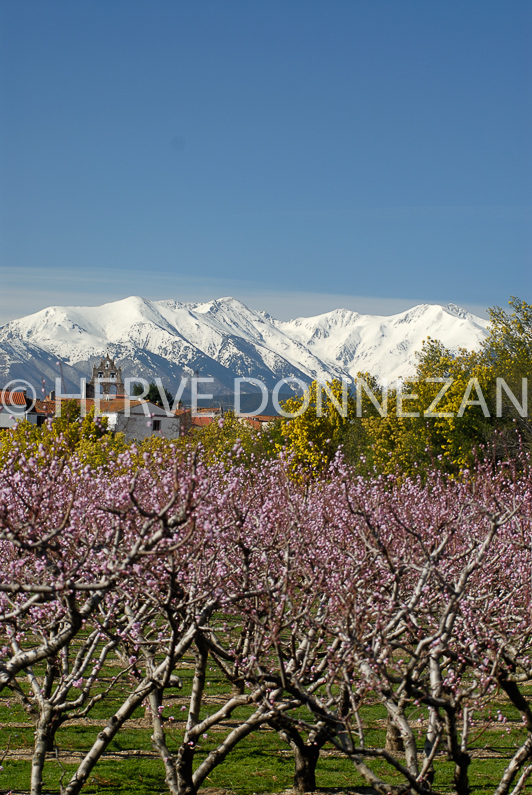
[0,438,531,795]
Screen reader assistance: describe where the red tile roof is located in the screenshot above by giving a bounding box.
[34,400,56,415]
[242,418,261,430]
[41,398,158,414]
[0,390,28,407]
[36,397,192,419]
[191,416,216,427]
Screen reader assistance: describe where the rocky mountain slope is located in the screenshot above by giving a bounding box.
[0,296,489,396]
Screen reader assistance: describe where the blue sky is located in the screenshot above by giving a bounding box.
[1,0,530,324]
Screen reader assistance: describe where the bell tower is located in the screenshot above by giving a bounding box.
[87,355,124,399]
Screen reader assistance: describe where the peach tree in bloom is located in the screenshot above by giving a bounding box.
[0,435,530,795]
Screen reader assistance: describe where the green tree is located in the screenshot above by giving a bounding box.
[132,381,174,408]
[276,297,531,477]
[0,400,118,466]
[191,410,269,466]
[479,296,532,446]
[278,380,358,472]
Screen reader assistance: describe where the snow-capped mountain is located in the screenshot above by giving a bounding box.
[0,296,489,396]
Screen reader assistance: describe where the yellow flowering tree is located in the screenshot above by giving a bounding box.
[278,379,359,471]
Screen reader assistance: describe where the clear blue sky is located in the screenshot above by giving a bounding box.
[1,0,530,323]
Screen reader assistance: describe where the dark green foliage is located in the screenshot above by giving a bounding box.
[132,381,175,408]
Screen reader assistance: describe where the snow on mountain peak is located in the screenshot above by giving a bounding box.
[443,303,475,320]
[0,296,489,392]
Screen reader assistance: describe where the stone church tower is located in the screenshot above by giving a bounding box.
[87,355,124,399]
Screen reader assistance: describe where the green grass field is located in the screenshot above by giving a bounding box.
[0,647,528,795]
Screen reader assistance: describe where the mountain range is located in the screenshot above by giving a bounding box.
[0,296,489,400]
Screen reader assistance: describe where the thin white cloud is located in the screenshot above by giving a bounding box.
[0,266,489,326]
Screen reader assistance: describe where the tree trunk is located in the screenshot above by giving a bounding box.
[148,689,180,795]
[61,678,161,794]
[31,706,54,795]
[271,719,327,794]
[385,718,404,752]
[453,752,471,795]
[293,742,320,793]
[443,707,470,795]
[175,640,208,795]
[176,743,197,795]
[231,679,245,696]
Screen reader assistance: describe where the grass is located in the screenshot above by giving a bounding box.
[0,646,529,794]
[0,739,524,795]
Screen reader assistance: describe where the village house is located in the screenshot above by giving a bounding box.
[0,389,191,441]
[2,356,273,440]
[90,397,190,441]
[1,351,183,439]
[0,389,38,430]
[80,356,191,439]
[189,407,276,431]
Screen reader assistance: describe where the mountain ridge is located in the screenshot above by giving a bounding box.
[0,296,489,396]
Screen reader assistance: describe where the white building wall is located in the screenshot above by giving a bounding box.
[0,407,34,429]
[100,403,182,442]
